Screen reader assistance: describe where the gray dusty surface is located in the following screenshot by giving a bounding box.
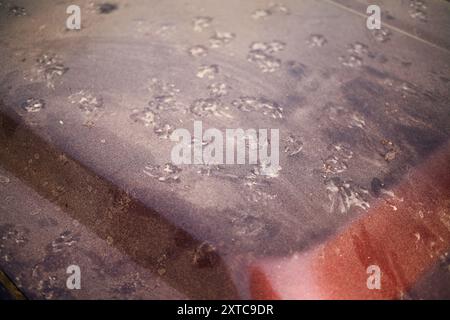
[0,0,449,299]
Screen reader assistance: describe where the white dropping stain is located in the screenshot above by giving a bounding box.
[143,163,182,183]
[250,41,285,53]
[322,144,353,175]
[247,41,285,73]
[22,98,45,113]
[232,96,283,119]
[0,174,11,184]
[9,5,27,16]
[196,65,219,79]
[381,139,399,162]
[208,82,229,97]
[251,3,289,20]
[51,231,78,253]
[409,0,427,22]
[349,113,366,128]
[153,123,175,139]
[147,78,183,112]
[130,108,158,127]
[188,45,208,57]
[190,98,232,118]
[68,90,103,115]
[35,54,68,88]
[251,9,270,20]
[372,28,392,42]
[326,178,370,214]
[155,23,176,36]
[307,34,327,47]
[348,42,369,56]
[253,160,281,178]
[209,32,236,48]
[148,78,180,96]
[339,42,368,68]
[193,16,213,32]
[339,55,363,68]
[284,135,304,157]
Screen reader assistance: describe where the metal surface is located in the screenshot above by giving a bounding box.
[0,0,449,299]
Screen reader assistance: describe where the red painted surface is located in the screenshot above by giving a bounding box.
[250,144,450,299]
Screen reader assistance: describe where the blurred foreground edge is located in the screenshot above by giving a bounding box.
[250,142,450,299]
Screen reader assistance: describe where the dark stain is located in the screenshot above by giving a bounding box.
[0,108,19,139]
[396,124,448,158]
[341,78,385,118]
[370,178,384,198]
[364,66,388,81]
[98,3,118,14]
[192,242,220,268]
[285,60,308,80]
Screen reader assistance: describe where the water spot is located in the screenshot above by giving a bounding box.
[326,178,370,214]
[188,45,208,57]
[247,41,285,73]
[21,98,45,113]
[196,64,219,79]
[208,82,229,97]
[372,28,392,43]
[8,5,27,16]
[190,98,232,118]
[193,16,213,32]
[307,34,327,47]
[209,32,236,48]
[143,163,182,183]
[409,0,427,22]
[232,96,283,119]
[284,135,303,157]
[97,3,118,14]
